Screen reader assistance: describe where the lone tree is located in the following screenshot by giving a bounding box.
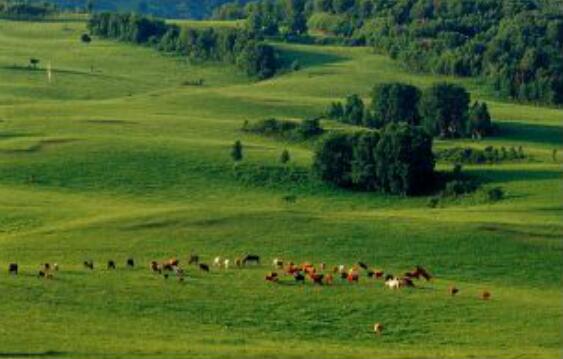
[231,140,243,162]
[280,149,290,164]
[468,101,492,138]
[81,33,92,44]
[420,83,470,138]
[29,58,40,69]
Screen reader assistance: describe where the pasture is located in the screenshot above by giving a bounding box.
[0,19,561,358]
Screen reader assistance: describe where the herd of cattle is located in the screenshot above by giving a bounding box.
[4,254,493,336]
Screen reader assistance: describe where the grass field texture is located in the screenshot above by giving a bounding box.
[0,20,561,358]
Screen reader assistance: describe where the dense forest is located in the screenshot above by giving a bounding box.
[22,0,251,19]
[0,0,57,19]
[87,12,280,79]
[213,0,563,105]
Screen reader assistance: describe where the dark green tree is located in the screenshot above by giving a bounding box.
[375,123,435,195]
[343,94,365,125]
[371,82,421,127]
[468,101,492,137]
[312,133,354,187]
[420,83,470,138]
[280,149,291,164]
[231,140,243,162]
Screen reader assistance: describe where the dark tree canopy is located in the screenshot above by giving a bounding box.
[420,83,470,138]
[468,101,492,138]
[312,124,435,195]
[371,82,421,127]
[375,123,435,195]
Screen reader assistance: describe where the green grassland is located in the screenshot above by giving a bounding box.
[0,19,561,358]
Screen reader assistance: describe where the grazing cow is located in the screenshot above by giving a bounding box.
[368,270,384,279]
[235,257,243,268]
[107,260,116,270]
[358,262,369,270]
[150,261,161,273]
[405,265,432,281]
[188,255,199,265]
[199,263,210,272]
[338,265,346,274]
[319,263,326,271]
[43,263,51,271]
[273,258,284,269]
[449,286,459,296]
[165,258,179,268]
[385,277,401,290]
[373,323,383,336]
[340,272,348,280]
[224,259,230,269]
[243,255,260,266]
[332,266,339,273]
[126,258,135,268]
[53,263,59,271]
[265,272,279,282]
[481,291,491,300]
[83,260,94,270]
[324,273,333,285]
[347,272,359,283]
[309,273,324,285]
[162,264,174,272]
[286,264,300,275]
[400,277,415,288]
[293,272,305,283]
[213,257,223,267]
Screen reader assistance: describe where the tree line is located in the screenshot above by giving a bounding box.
[87,12,281,79]
[327,82,494,139]
[213,0,563,105]
[0,0,56,19]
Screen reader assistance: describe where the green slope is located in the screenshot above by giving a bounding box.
[0,19,561,358]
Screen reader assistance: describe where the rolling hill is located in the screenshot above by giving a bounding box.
[0,16,561,359]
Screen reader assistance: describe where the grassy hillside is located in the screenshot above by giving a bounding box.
[0,19,561,358]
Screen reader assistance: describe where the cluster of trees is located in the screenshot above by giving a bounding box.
[87,12,280,79]
[436,146,526,164]
[243,117,324,140]
[327,82,493,139]
[214,0,562,105]
[0,0,56,19]
[312,123,435,195]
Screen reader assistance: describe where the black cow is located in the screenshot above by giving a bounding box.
[243,254,260,266]
[199,263,210,272]
[107,260,116,270]
[9,263,18,275]
[126,258,135,268]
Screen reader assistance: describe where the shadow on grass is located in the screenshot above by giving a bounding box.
[277,47,347,71]
[497,122,563,147]
[467,167,561,184]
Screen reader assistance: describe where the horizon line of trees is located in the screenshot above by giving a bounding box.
[87,12,281,79]
[212,0,563,106]
[327,81,494,139]
[0,0,57,19]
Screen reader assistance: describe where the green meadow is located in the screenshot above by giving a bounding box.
[0,19,561,358]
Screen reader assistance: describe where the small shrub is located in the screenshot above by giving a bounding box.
[487,187,504,202]
[427,197,440,208]
[442,180,478,197]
